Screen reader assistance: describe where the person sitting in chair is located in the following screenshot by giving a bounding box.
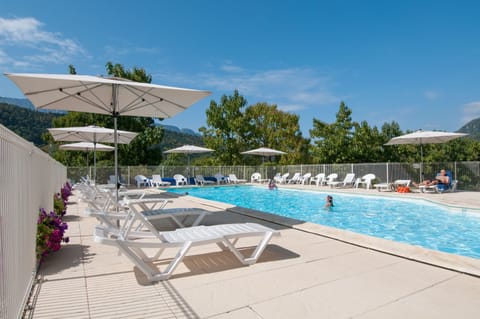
[413,169,450,187]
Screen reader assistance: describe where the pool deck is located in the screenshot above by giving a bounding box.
[28,185,480,318]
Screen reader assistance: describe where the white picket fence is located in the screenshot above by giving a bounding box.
[0,124,66,319]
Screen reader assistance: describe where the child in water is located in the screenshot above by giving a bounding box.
[325,195,334,208]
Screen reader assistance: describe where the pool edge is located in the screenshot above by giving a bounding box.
[185,195,480,278]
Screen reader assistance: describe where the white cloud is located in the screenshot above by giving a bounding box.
[220,63,244,73]
[424,90,440,100]
[0,17,86,68]
[190,66,339,111]
[462,102,480,123]
[281,103,306,112]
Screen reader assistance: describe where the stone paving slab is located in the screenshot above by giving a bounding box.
[29,187,480,319]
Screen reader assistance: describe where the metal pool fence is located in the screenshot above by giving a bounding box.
[67,161,480,191]
[0,124,66,319]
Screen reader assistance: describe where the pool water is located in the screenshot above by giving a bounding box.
[166,185,480,259]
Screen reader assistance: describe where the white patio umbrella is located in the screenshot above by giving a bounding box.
[49,125,137,183]
[5,73,211,200]
[241,147,286,179]
[59,142,114,180]
[241,147,286,157]
[164,145,214,184]
[385,130,468,180]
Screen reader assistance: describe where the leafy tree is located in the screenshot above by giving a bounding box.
[200,91,310,165]
[199,90,249,165]
[44,62,164,166]
[350,121,383,163]
[378,121,405,161]
[310,101,354,163]
[244,102,310,164]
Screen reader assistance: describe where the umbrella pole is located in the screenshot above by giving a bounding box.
[263,156,267,180]
[187,154,191,185]
[420,144,424,182]
[93,142,97,184]
[86,152,89,179]
[113,84,119,211]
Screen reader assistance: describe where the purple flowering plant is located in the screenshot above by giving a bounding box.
[36,183,71,261]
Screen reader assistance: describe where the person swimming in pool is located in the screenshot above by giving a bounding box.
[268,179,278,190]
[325,195,334,208]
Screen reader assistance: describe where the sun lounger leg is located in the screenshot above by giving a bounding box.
[161,241,193,279]
[191,212,208,226]
[223,232,274,265]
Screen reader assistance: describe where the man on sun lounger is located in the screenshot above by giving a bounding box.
[413,169,449,187]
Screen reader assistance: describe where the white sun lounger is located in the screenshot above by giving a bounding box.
[328,173,355,188]
[87,196,212,238]
[373,180,411,192]
[94,221,280,281]
[122,198,212,229]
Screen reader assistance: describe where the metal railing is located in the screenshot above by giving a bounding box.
[67,161,480,191]
[0,125,66,319]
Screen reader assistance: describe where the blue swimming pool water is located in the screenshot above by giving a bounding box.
[166,185,480,259]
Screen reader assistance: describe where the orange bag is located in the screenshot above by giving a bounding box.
[396,186,410,193]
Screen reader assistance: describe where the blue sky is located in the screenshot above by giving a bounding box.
[1,0,480,135]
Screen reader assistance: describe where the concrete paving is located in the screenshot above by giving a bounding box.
[27,185,480,319]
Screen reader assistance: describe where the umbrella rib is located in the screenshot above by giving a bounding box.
[72,82,113,113]
[25,82,112,113]
[119,86,187,117]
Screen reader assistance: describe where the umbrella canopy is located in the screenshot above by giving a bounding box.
[60,142,114,180]
[59,141,114,152]
[48,125,138,144]
[6,72,211,198]
[241,147,286,179]
[164,144,214,154]
[385,130,468,180]
[241,147,286,156]
[384,130,468,146]
[5,73,211,117]
[164,145,214,184]
[49,125,137,183]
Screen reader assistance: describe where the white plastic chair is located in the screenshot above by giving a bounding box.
[173,174,188,186]
[300,173,312,185]
[195,175,215,186]
[310,173,325,187]
[323,173,338,186]
[228,174,247,184]
[135,175,151,188]
[214,173,228,184]
[328,173,355,188]
[355,174,376,189]
[151,175,171,187]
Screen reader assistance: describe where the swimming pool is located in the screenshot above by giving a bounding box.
[166,185,480,259]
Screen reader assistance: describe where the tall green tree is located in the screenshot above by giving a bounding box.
[310,101,354,163]
[199,90,249,165]
[350,121,383,163]
[44,62,164,166]
[244,102,310,164]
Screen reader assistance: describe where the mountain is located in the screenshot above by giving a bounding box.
[458,117,480,141]
[159,124,200,136]
[0,101,204,147]
[160,129,203,149]
[0,102,61,145]
[0,96,35,109]
[1,96,199,136]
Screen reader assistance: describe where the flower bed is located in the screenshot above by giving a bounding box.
[36,182,72,262]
